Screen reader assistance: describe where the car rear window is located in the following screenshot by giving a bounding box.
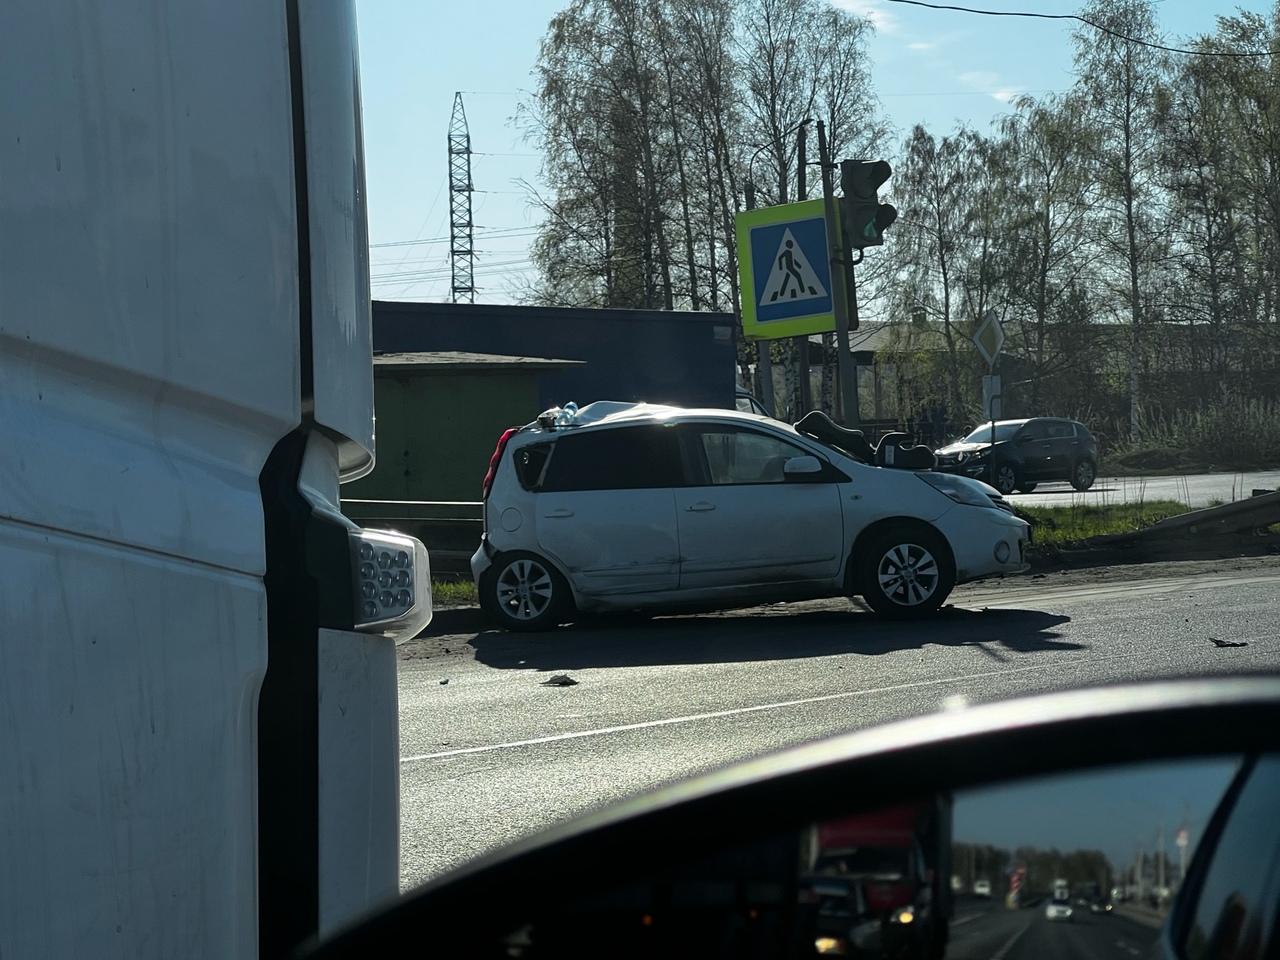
[531,425,684,492]
[513,442,553,491]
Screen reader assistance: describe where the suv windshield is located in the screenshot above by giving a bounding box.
[961,422,1025,444]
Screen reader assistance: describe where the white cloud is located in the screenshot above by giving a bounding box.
[829,0,899,33]
[958,70,1001,89]
[956,70,1026,103]
[908,41,935,51]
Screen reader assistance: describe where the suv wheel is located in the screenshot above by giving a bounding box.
[859,526,955,618]
[1070,458,1097,492]
[480,551,571,632]
[990,462,1018,496]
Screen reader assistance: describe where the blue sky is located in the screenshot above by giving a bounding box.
[953,757,1241,875]
[354,0,1269,304]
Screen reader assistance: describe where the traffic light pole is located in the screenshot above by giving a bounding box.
[818,121,859,427]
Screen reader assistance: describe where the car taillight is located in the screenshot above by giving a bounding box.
[482,428,519,501]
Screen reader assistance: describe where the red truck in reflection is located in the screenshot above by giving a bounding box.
[807,797,954,959]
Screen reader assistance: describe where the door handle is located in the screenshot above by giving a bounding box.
[543,508,575,518]
[685,502,716,512]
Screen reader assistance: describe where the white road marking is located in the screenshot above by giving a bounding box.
[964,573,1280,610]
[991,923,1030,960]
[401,654,1138,764]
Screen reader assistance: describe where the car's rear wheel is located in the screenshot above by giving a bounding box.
[480,551,571,632]
[991,462,1018,496]
[859,526,955,618]
[1016,482,1038,493]
[1070,458,1097,492]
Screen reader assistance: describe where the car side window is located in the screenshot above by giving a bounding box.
[1179,755,1280,960]
[1018,421,1050,441]
[1045,421,1076,439]
[693,427,812,485]
[536,425,684,492]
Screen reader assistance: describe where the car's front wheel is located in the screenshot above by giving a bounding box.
[1071,458,1097,491]
[990,462,1018,496]
[859,526,955,618]
[480,551,571,632]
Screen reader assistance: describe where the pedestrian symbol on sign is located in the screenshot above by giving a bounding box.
[759,228,827,307]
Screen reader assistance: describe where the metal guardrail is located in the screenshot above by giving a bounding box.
[342,500,483,574]
[1090,490,1280,545]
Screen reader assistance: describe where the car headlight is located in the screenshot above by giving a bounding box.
[891,906,915,924]
[918,472,996,507]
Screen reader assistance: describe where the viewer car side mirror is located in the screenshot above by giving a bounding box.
[783,456,824,479]
[301,679,1280,960]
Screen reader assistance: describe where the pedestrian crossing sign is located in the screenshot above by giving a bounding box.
[736,199,837,340]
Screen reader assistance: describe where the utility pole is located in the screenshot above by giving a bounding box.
[448,92,475,303]
[817,121,859,426]
[744,181,774,416]
[795,121,812,417]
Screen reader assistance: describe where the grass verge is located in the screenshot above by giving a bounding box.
[1018,499,1193,556]
[432,577,479,607]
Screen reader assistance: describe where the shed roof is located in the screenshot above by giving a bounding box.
[372,351,586,374]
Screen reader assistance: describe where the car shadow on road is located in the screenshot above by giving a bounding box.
[464,603,1080,672]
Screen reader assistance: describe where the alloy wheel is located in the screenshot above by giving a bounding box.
[877,543,941,607]
[495,558,556,622]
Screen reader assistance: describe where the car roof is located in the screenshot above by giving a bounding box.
[520,400,776,436]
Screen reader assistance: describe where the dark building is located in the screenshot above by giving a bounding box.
[372,300,738,412]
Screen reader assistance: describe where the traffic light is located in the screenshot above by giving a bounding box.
[840,159,897,249]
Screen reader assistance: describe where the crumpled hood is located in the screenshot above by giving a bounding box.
[935,440,996,457]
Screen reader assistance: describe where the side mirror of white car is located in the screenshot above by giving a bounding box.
[783,456,824,478]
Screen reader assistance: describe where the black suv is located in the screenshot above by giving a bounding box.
[934,418,1098,495]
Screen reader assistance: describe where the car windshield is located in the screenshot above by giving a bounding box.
[359,0,1280,909]
[959,422,1025,445]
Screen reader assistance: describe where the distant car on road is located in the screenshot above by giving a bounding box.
[1046,896,1075,922]
[473,401,1030,630]
[972,879,991,898]
[934,418,1099,496]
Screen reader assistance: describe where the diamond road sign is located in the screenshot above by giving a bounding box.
[736,200,837,340]
[972,311,1005,368]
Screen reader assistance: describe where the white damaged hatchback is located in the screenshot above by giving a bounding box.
[472,401,1030,631]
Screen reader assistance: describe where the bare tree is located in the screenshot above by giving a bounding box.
[1072,0,1168,440]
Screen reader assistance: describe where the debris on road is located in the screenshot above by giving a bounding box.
[1209,638,1248,648]
[440,678,450,685]
[542,674,579,687]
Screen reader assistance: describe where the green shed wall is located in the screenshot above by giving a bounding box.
[342,371,540,504]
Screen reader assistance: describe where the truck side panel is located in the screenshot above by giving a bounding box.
[1,1,301,955]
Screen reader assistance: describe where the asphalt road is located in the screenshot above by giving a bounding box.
[1007,469,1280,508]
[397,562,1280,892]
[947,898,1158,960]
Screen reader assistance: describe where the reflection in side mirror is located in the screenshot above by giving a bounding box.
[485,758,1245,960]
[784,456,824,478]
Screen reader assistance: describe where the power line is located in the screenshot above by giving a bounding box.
[370,227,539,249]
[881,0,1277,57]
